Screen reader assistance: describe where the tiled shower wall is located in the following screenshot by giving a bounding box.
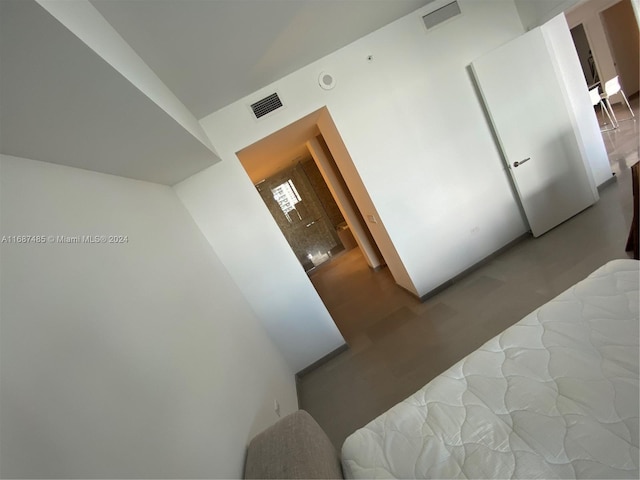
[256,159,345,271]
[301,158,345,229]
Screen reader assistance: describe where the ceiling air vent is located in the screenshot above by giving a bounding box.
[250,93,283,119]
[422,1,461,30]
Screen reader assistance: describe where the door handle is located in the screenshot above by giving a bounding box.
[513,157,531,168]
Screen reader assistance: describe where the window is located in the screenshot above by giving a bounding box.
[272,179,302,222]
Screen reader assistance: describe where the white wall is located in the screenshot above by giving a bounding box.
[515,0,583,29]
[174,155,346,373]
[315,109,416,293]
[0,155,297,478]
[178,0,528,310]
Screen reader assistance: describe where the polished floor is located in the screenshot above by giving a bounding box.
[297,95,639,450]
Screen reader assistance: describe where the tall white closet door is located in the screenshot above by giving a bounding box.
[472,27,598,237]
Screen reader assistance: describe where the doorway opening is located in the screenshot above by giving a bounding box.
[567,0,639,105]
[237,107,385,275]
[253,154,351,272]
[600,0,639,100]
[236,107,422,340]
[570,23,600,87]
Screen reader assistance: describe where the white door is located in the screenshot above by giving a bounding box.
[471,28,598,237]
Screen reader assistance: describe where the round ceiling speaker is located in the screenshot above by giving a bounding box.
[318,72,336,90]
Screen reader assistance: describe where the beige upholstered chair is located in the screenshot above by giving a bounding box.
[244,410,344,479]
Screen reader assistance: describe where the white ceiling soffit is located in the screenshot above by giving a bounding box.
[90,0,431,119]
[0,0,220,185]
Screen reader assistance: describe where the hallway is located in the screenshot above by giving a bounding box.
[309,248,417,344]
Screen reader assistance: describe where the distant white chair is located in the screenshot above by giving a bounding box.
[601,76,635,123]
[590,86,617,131]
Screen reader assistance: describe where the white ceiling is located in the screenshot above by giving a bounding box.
[0,0,219,185]
[91,0,431,119]
[0,0,432,184]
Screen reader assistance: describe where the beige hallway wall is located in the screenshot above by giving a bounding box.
[601,0,640,97]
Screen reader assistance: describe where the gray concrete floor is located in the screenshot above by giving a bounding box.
[298,95,639,450]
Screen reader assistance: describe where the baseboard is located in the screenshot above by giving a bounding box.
[598,174,617,191]
[295,343,349,408]
[417,232,531,302]
[295,343,349,379]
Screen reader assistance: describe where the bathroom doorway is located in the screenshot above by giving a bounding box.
[236,108,382,275]
[254,156,355,272]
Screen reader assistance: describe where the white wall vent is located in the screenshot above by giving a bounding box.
[422,1,461,30]
[250,93,283,119]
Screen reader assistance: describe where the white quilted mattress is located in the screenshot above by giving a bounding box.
[342,259,639,479]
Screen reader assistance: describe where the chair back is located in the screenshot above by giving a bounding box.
[604,76,621,96]
[589,87,601,106]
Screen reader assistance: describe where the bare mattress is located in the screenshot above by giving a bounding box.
[341,259,639,479]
